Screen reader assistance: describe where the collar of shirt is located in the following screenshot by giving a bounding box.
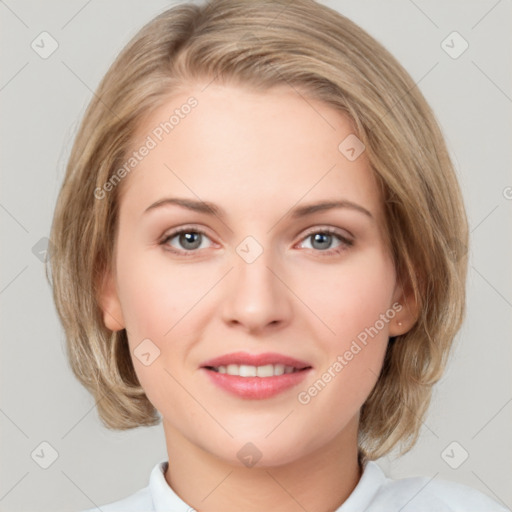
[149,459,386,511]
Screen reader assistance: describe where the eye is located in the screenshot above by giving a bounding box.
[159,225,354,257]
[160,226,214,256]
[297,227,353,256]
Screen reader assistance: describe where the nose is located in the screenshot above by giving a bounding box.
[220,246,293,334]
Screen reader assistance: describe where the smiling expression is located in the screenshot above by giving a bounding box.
[99,82,412,467]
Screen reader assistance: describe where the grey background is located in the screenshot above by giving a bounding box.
[1,0,511,510]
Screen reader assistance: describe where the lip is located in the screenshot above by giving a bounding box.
[201,367,312,399]
[200,351,312,370]
[200,351,313,400]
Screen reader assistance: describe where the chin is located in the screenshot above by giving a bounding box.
[214,433,318,469]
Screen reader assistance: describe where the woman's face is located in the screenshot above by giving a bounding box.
[100,83,414,467]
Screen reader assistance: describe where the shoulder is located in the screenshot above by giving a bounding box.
[364,462,508,512]
[79,485,153,512]
[78,472,155,512]
[79,486,153,512]
[77,459,192,512]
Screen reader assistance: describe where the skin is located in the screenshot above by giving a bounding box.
[99,82,418,512]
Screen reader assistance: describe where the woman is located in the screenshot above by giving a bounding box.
[47,1,506,510]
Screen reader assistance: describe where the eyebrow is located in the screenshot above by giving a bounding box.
[143,197,373,220]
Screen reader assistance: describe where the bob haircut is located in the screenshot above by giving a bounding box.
[47,0,469,461]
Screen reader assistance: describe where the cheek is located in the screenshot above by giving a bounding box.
[296,251,395,414]
[116,248,209,338]
[114,252,192,405]
[304,249,396,340]
[114,248,218,396]
[295,249,395,403]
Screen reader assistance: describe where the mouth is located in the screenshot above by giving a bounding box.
[204,364,308,377]
[200,351,312,376]
[200,352,313,399]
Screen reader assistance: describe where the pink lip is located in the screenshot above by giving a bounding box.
[201,367,312,399]
[200,351,313,400]
[200,351,312,369]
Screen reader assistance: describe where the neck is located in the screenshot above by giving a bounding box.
[163,418,362,512]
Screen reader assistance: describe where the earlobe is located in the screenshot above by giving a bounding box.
[97,270,125,332]
[389,280,419,337]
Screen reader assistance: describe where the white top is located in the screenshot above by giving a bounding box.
[81,459,508,511]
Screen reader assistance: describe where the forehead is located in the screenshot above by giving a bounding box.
[118,83,384,224]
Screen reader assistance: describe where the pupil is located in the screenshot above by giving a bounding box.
[312,233,331,250]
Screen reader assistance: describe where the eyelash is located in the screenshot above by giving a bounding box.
[159,225,354,258]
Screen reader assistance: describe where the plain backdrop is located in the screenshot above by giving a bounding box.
[1,1,511,510]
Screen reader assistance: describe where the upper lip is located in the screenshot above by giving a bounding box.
[201,351,312,370]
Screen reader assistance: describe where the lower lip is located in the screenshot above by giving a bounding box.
[201,368,312,399]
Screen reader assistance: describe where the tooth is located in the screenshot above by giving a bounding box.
[216,363,300,377]
[226,364,239,376]
[273,364,285,376]
[239,365,257,377]
[256,364,274,377]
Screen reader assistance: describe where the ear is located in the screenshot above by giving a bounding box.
[388,276,420,337]
[97,269,125,332]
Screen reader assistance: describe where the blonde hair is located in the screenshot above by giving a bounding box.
[47,0,469,460]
